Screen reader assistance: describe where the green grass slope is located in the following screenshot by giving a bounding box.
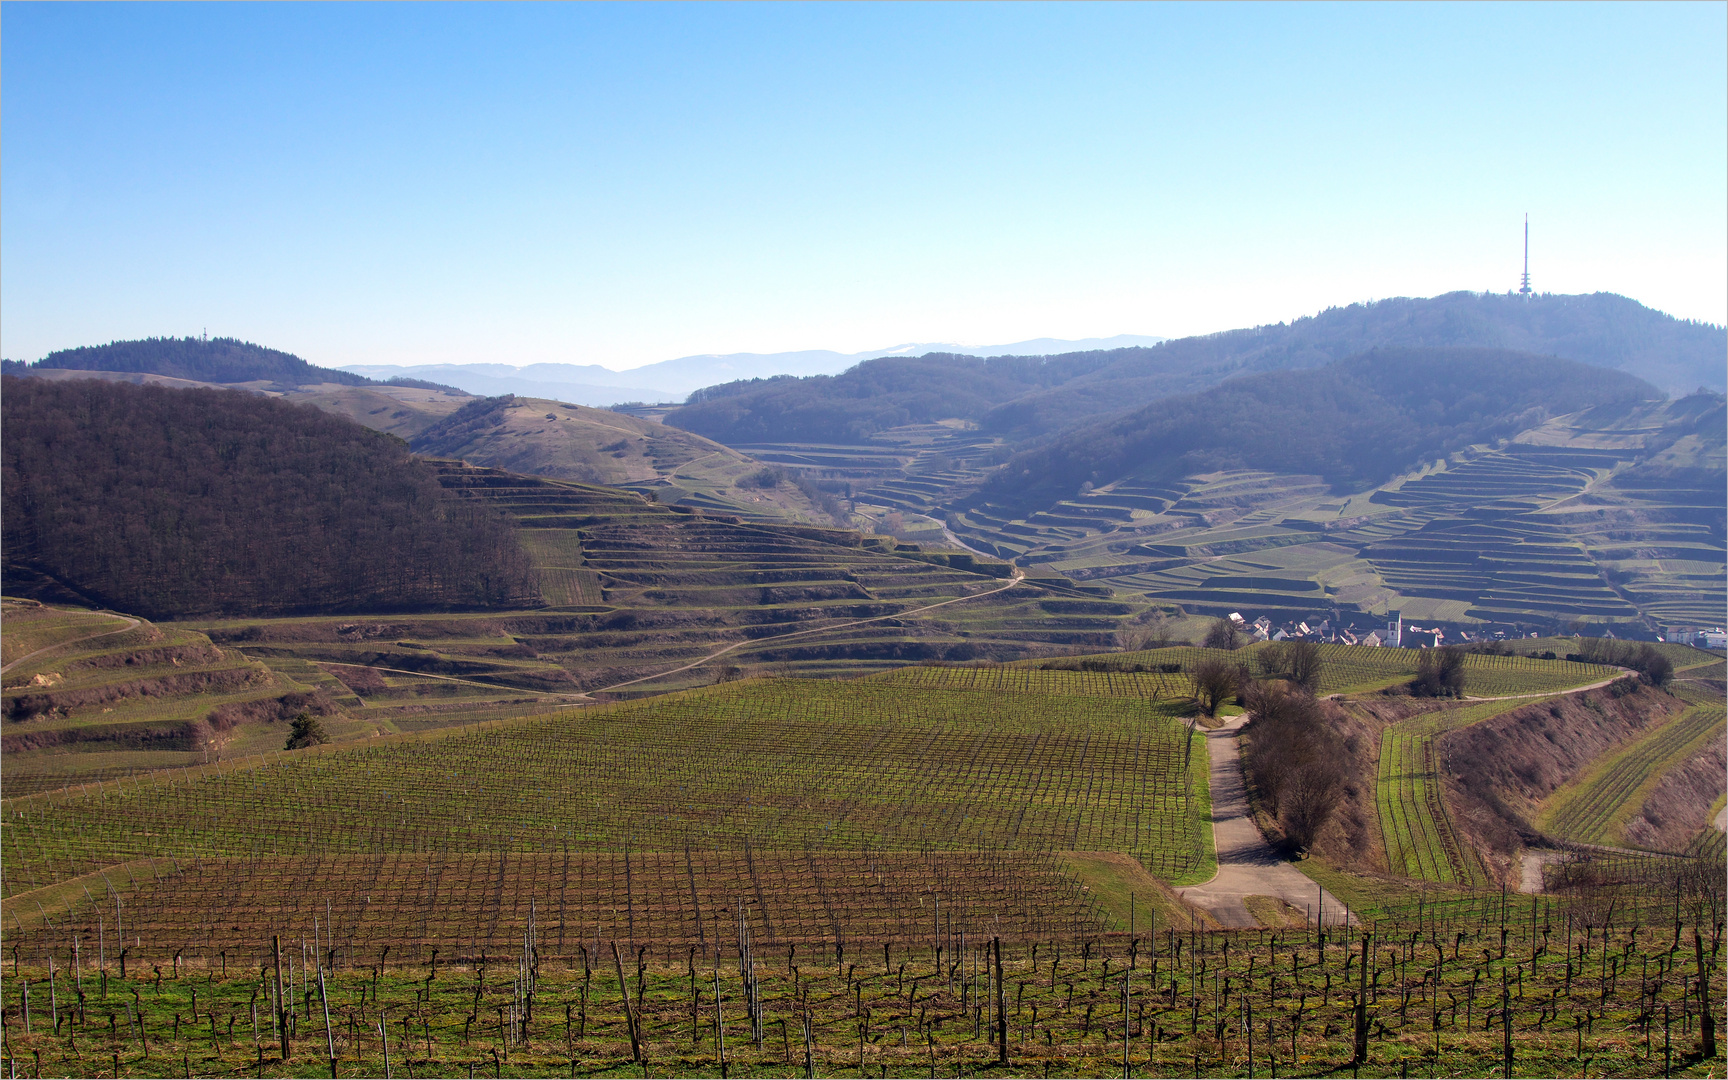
[0,601,387,797]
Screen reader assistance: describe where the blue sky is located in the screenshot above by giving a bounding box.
[3,2,1723,371]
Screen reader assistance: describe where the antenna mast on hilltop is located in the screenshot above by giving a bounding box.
[1518,214,1532,296]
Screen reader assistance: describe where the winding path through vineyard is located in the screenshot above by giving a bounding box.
[1177,713,1356,928]
[0,612,139,675]
[591,569,1027,694]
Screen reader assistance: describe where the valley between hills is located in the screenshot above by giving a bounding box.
[1,290,1722,1078]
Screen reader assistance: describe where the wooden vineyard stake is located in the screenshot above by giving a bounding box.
[1697,929,1718,1059]
[378,1013,390,1079]
[612,941,643,1065]
[994,937,1007,1066]
[318,967,336,1078]
[1244,997,1254,1079]
[1351,933,1369,1066]
[1501,968,1513,1074]
[714,963,727,1079]
[1122,971,1132,1078]
[273,935,290,1061]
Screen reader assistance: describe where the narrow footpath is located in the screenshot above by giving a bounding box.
[1177,713,1356,928]
[0,614,141,676]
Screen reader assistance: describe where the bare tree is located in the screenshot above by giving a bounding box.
[1189,658,1243,717]
[1117,609,1179,652]
[1256,640,1323,694]
[1410,646,1466,697]
[1202,617,1241,651]
[1240,681,1351,854]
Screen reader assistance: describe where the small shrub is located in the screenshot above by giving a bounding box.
[739,466,789,489]
[285,712,328,750]
[1607,677,1640,698]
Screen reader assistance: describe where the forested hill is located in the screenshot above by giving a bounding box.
[664,292,1724,446]
[1,377,541,618]
[973,347,1659,515]
[18,336,437,389]
[667,352,1116,444]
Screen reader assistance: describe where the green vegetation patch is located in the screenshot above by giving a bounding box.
[1374,698,1539,886]
[3,676,1213,900]
[1539,703,1728,848]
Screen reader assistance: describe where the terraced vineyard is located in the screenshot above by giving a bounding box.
[1540,703,1728,847]
[920,399,1725,636]
[659,393,1725,637]
[173,463,1133,718]
[1374,699,1536,885]
[0,604,137,668]
[0,603,395,796]
[3,463,1161,800]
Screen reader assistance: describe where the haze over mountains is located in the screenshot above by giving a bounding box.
[337,334,1169,405]
[665,292,1725,451]
[6,288,1721,637]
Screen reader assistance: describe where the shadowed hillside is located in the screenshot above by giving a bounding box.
[666,292,1724,449]
[1,377,540,618]
[976,347,1657,515]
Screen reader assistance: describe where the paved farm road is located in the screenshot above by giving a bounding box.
[1177,714,1356,928]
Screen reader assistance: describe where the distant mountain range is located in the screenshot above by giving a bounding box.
[667,292,1726,451]
[337,334,1168,405]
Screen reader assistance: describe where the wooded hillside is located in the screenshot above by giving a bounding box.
[664,292,1724,447]
[974,347,1658,514]
[31,336,372,387]
[1,376,540,617]
[667,352,1114,444]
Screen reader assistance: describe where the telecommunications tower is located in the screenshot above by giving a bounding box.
[1518,214,1532,296]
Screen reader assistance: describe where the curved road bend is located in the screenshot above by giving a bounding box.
[1,613,142,676]
[1177,713,1357,928]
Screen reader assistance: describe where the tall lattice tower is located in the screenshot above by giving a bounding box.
[1519,214,1532,296]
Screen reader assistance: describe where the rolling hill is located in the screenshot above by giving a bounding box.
[975,347,1658,514]
[5,339,853,527]
[15,335,462,391]
[669,345,1720,634]
[665,291,1726,449]
[1,376,540,618]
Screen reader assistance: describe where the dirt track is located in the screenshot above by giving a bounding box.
[0,613,141,676]
[589,570,1027,696]
[1176,714,1356,928]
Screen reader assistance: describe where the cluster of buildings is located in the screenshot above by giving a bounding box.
[1224,610,1548,649]
[1683,627,1727,650]
[1226,612,1340,644]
